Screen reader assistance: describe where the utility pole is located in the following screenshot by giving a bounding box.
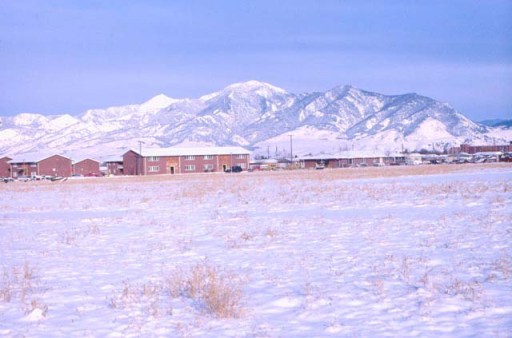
[138,140,145,175]
[289,134,293,168]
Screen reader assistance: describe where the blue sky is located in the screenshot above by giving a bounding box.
[0,0,511,121]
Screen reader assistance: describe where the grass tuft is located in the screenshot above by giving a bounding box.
[169,260,244,318]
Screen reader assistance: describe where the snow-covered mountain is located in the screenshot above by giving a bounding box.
[0,81,509,159]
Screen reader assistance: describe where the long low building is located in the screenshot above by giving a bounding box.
[459,143,512,154]
[296,151,406,169]
[123,146,251,175]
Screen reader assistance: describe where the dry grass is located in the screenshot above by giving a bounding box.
[2,163,509,194]
[168,261,244,318]
[0,163,509,216]
[109,280,169,317]
[108,261,244,321]
[0,262,47,317]
[0,262,34,303]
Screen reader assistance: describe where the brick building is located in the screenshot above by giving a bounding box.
[103,158,124,176]
[0,156,12,178]
[123,146,251,175]
[9,154,73,178]
[459,143,512,154]
[73,159,101,176]
[297,151,406,169]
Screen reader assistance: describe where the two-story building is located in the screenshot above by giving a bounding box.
[73,158,101,176]
[8,154,73,178]
[0,156,12,178]
[123,146,251,175]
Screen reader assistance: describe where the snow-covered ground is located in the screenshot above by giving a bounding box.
[1,164,511,337]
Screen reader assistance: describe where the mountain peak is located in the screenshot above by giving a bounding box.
[200,80,289,102]
[226,80,285,92]
[140,94,177,112]
[142,93,176,106]
[321,84,365,101]
[326,84,361,95]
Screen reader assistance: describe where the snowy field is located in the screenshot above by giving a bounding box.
[1,164,511,337]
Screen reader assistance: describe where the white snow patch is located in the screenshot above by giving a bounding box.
[1,166,510,336]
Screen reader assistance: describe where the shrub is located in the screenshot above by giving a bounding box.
[169,261,243,318]
[0,262,35,303]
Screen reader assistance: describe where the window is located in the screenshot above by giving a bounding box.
[203,164,214,171]
[148,166,159,172]
[185,165,195,171]
[239,163,246,169]
[236,154,246,159]
[30,164,37,167]
[148,156,159,162]
[203,155,213,160]
[184,155,195,160]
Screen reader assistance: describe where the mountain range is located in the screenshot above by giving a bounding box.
[0,80,510,160]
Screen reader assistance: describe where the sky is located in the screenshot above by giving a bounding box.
[0,0,511,121]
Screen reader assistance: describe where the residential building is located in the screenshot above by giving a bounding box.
[103,158,124,176]
[296,151,406,169]
[123,146,251,175]
[459,143,512,154]
[0,156,12,177]
[9,154,73,178]
[73,158,101,176]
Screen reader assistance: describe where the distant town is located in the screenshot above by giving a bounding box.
[1,142,511,182]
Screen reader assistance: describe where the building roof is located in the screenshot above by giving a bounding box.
[250,158,278,164]
[127,146,251,157]
[101,156,124,163]
[8,153,72,164]
[296,151,404,161]
[474,151,503,156]
[73,158,100,164]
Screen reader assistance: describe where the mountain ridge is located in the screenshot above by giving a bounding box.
[480,119,512,128]
[0,81,510,159]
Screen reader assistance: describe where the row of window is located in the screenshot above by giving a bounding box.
[11,164,38,168]
[147,163,246,172]
[185,155,246,160]
[147,154,247,162]
[148,165,205,172]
